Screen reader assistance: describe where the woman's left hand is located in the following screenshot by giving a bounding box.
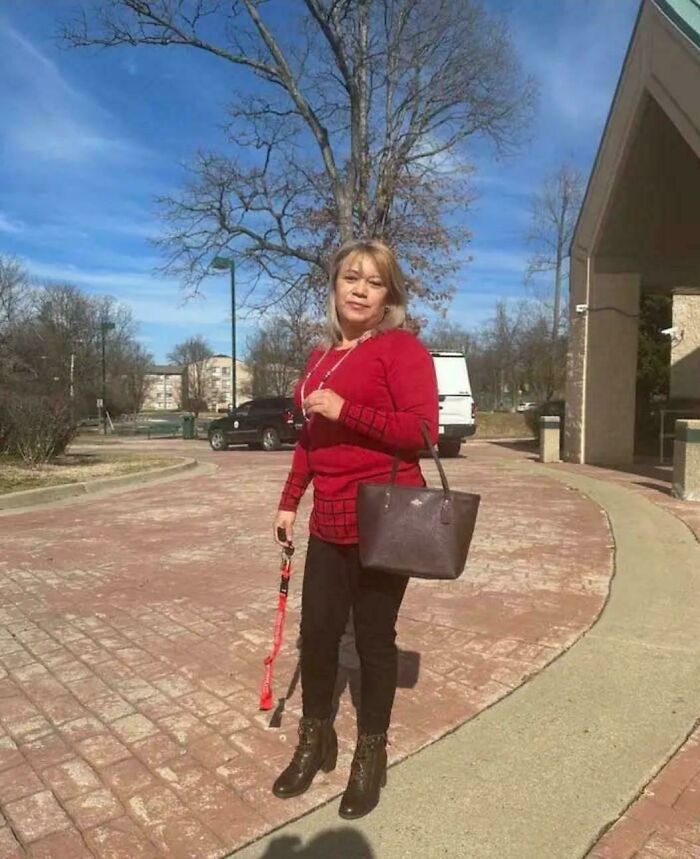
[303,388,345,422]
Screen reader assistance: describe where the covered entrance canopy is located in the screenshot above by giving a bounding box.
[566,0,700,465]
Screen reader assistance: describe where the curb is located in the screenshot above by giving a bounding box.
[0,457,198,511]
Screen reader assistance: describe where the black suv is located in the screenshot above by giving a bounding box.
[208,396,303,452]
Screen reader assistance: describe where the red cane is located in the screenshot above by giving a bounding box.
[259,530,295,711]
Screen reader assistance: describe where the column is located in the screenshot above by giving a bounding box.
[584,271,640,466]
[673,420,700,502]
[564,254,588,463]
[670,293,700,401]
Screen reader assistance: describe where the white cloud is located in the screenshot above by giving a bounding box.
[514,2,638,136]
[24,257,238,328]
[123,57,138,77]
[0,211,24,234]
[472,172,535,199]
[89,215,162,240]
[468,248,530,276]
[0,25,149,165]
[43,211,162,241]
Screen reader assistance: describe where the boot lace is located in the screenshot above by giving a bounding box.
[290,719,320,768]
[350,735,385,778]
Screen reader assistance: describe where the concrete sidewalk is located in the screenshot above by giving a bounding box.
[233,464,700,859]
[0,440,616,857]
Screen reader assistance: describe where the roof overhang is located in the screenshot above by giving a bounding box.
[572,0,700,273]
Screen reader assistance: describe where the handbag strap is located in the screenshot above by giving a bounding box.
[389,422,451,498]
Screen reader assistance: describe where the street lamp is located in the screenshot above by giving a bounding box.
[69,338,86,427]
[100,320,116,434]
[210,255,236,409]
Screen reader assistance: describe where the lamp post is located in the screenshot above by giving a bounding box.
[69,338,86,427]
[100,320,116,434]
[210,255,237,409]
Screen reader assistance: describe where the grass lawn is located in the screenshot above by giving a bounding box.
[71,431,125,445]
[475,411,534,439]
[0,453,179,495]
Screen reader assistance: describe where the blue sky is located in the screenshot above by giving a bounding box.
[0,0,639,363]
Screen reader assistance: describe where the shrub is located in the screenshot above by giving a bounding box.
[0,400,10,456]
[0,393,75,465]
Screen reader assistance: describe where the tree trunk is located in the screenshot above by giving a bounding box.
[549,247,563,398]
[356,0,371,234]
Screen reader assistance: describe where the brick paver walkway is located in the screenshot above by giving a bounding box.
[588,725,700,859]
[0,440,614,857]
[551,459,700,859]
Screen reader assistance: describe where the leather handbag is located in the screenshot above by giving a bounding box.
[357,424,481,580]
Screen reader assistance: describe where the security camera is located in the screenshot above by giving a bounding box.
[660,326,679,337]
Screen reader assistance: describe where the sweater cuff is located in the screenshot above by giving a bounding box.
[338,400,387,442]
[278,471,311,512]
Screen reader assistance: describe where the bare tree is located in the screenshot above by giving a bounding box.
[1,267,154,457]
[423,318,471,353]
[484,300,522,410]
[7,283,154,419]
[0,256,30,330]
[515,302,564,401]
[61,0,535,313]
[464,295,566,410]
[246,290,324,396]
[110,341,153,414]
[0,256,32,383]
[246,321,302,397]
[168,335,214,415]
[525,163,584,345]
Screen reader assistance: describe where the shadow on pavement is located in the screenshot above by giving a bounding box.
[633,480,673,496]
[268,627,421,730]
[256,828,376,858]
[331,623,421,723]
[487,438,539,455]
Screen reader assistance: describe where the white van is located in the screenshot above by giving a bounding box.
[430,351,477,457]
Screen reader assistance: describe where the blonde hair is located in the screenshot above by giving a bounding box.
[327,239,407,343]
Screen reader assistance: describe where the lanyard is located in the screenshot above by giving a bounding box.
[300,330,374,419]
[259,544,294,711]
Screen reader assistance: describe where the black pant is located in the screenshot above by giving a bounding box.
[300,535,409,735]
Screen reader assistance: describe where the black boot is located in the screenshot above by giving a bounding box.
[272,716,338,798]
[338,733,387,819]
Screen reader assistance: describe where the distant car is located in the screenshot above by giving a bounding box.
[207,396,303,452]
[516,401,537,412]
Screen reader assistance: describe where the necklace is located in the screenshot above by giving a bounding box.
[300,329,375,421]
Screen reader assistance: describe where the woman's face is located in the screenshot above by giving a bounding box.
[334,253,389,333]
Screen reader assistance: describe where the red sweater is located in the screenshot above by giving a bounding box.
[278,328,439,544]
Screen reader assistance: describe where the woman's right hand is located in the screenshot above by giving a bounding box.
[274,510,296,547]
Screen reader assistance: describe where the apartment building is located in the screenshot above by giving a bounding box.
[142,365,183,411]
[205,354,250,412]
[144,355,251,412]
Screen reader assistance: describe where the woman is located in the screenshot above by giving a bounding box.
[272,239,438,819]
